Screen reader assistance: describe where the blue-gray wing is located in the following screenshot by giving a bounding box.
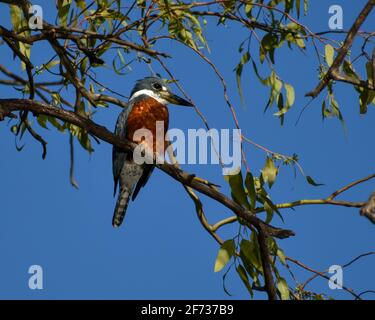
[112,106,132,196]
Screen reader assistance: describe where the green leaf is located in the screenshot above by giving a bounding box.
[276,248,287,265]
[276,93,285,125]
[48,116,65,132]
[236,265,253,297]
[244,3,253,18]
[322,100,329,118]
[251,60,267,85]
[306,175,324,187]
[365,61,374,86]
[257,192,284,223]
[11,125,18,135]
[235,52,250,104]
[343,60,360,82]
[260,33,279,64]
[331,97,346,127]
[239,252,258,285]
[277,277,290,300]
[240,238,263,274]
[9,5,31,70]
[9,5,22,31]
[37,115,48,129]
[274,83,295,116]
[325,44,335,67]
[43,60,60,72]
[224,170,250,209]
[223,0,236,11]
[117,49,126,65]
[295,36,305,49]
[19,43,31,71]
[214,239,235,272]
[245,172,257,209]
[359,89,370,114]
[264,199,274,224]
[77,130,94,153]
[261,157,278,188]
[75,0,87,11]
[285,83,295,107]
[137,0,147,8]
[266,72,283,111]
[296,0,301,18]
[286,22,299,31]
[304,0,309,15]
[57,0,72,27]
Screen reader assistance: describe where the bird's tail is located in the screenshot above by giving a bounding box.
[112,189,131,228]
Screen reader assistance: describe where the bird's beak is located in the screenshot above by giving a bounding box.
[161,91,193,107]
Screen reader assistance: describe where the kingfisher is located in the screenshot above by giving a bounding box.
[112,77,193,227]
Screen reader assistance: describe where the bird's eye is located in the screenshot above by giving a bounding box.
[152,82,162,91]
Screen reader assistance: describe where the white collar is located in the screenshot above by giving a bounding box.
[129,89,168,105]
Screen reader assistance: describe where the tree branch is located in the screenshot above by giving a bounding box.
[290,252,374,299]
[360,192,375,224]
[328,173,375,200]
[0,98,295,240]
[305,0,375,98]
[212,173,375,232]
[257,229,278,300]
[286,256,362,300]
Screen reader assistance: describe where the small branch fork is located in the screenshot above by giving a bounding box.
[287,252,375,300]
[306,0,375,98]
[209,173,375,232]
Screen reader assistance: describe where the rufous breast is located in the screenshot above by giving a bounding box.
[126,97,169,155]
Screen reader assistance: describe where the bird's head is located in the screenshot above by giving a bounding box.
[129,77,193,107]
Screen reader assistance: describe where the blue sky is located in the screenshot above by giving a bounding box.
[0,1,374,299]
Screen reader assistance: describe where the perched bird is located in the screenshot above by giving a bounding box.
[112,77,193,227]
